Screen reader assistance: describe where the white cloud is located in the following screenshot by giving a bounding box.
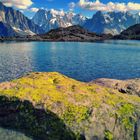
[79,0,140,12]
[127,2,140,11]
[1,0,33,9]
[30,8,39,12]
[69,2,76,11]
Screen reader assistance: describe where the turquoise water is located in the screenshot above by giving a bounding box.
[0,40,140,82]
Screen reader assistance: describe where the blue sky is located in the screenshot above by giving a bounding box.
[26,0,95,18]
[1,0,140,18]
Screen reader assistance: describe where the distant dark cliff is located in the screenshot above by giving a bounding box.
[114,24,140,40]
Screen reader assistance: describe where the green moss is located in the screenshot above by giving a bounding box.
[62,104,90,125]
[104,130,113,140]
[87,86,96,93]
[117,103,136,130]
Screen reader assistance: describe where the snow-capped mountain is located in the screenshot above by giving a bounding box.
[0,2,44,36]
[83,11,140,35]
[0,0,140,37]
[32,9,87,32]
[32,9,140,35]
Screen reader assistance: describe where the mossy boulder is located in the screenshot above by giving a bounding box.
[0,72,140,140]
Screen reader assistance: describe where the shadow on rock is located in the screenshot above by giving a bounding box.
[0,96,77,140]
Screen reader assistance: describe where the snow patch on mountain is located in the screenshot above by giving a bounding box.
[83,11,140,35]
[32,9,87,32]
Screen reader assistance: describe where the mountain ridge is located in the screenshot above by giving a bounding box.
[0,1,140,37]
[114,24,140,40]
[0,25,113,41]
[32,8,87,33]
[0,22,18,37]
[32,9,140,35]
[0,2,44,36]
[83,11,140,35]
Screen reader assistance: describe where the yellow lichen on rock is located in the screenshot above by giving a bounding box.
[0,72,140,139]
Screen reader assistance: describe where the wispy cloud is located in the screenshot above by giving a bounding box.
[69,2,76,11]
[30,7,39,12]
[1,0,33,9]
[79,0,140,12]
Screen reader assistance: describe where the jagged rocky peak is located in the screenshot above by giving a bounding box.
[32,9,48,26]
[0,0,140,37]
[32,8,87,32]
[0,2,44,37]
[0,1,6,10]
[83,10,140,35]
[93,11,104,17]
